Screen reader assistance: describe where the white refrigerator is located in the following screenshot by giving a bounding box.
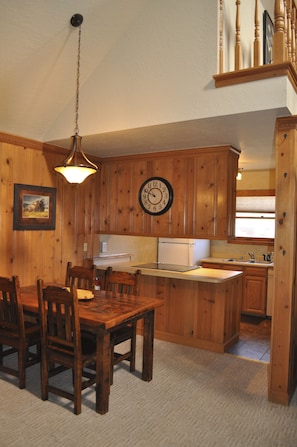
[158,238,210,266]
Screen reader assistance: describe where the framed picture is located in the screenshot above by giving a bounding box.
[263,10,274,64]
[13,184,56,230]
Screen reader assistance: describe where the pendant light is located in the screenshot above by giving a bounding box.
[54,13,98,184]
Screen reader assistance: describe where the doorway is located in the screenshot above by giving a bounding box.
[227,315,271,362]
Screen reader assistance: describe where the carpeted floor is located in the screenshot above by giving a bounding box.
[1,337,297,447]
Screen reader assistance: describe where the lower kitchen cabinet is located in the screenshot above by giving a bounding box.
[202,262,267,316]
[243,267,267,315]
[138,273,242,353]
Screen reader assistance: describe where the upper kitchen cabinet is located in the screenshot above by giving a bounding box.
[98,146,239,239]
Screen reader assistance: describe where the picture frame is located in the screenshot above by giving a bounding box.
[13,184,56,230]
[263,10,274,65]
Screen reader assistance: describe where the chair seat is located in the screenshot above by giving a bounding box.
[81,335,96,356]
[111,324,134,345]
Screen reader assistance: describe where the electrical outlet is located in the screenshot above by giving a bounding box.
[101,241,107,253]
[83,243,88,252]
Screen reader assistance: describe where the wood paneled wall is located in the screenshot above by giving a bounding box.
[0,134,238,285]
[269,117,297,405]
[0,133,101,286]
[99,146,239,239]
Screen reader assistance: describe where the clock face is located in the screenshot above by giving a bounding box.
[138,177,174,215]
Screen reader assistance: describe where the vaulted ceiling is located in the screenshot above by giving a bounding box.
[1,1,294,170]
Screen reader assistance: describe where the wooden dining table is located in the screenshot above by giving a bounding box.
[20,285,162,414]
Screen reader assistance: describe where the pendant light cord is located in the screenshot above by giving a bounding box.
[75,25,81,136]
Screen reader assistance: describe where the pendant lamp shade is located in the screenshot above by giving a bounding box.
[54,134,97,184]
[54,14,98,184]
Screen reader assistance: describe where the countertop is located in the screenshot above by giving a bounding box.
[201,257,274,268]
[95,262,243,284]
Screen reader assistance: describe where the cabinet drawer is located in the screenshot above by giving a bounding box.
[244,266,267,277]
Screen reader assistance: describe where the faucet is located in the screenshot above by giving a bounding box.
[248,252,255,261]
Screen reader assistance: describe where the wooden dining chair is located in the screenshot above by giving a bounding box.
[104,266,142,384]
[0,275,40,389]
[37,279,97,415]
[65,261,97,290]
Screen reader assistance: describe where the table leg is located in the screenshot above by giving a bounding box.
[142,309,154,381]
[96,331,110,414]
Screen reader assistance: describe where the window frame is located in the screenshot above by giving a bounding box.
[230,189,275,246]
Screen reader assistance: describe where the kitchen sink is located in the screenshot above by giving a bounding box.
[223,258,273,265]
[244,260,273,264]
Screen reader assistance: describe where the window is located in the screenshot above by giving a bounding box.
[234,190,275,244]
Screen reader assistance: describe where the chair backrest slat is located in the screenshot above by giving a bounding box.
[37,281,81,357]
[0,276,25,336]
[104,267,141,296]
[65,262,96,290]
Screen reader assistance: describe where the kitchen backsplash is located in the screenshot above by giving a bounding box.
[98,234,157,263]
[210,240,273,261]
[98,235,272,264]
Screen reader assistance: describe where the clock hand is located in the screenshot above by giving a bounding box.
[148,191,156,198]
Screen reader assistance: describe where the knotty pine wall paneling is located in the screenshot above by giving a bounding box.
[0,133,101,287]
[194,152,216,237]
[98,145,239,238]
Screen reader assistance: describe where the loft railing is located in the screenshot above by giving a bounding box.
[214,0,297,91]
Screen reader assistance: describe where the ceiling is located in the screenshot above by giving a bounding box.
[1,1,293,171]
[49,109,288,171]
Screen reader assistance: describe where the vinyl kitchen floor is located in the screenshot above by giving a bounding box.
[226,315,271,363]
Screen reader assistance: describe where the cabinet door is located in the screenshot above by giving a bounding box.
[242,274,267,315]
[202,262,267,316]
[139,275,166,332]
[166,279,195,337]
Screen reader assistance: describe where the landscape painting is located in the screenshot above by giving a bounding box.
[13,184,56,230]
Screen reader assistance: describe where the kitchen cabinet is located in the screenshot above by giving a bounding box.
[138,273,242,353]
[98,146,239,239]
[243,267,267,315]
[95,264,242,353]
[202,262,267,316]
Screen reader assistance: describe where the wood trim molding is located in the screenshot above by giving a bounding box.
[100,145,241,163]
[213,62,297,93]
[236,189,275,196]
[0,132,43,151]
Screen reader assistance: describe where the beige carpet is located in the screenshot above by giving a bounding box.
[1,338,297,447]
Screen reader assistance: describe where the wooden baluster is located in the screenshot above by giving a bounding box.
[235,0,242,70]
[254,0,260,66]
[219,0,224,73]
[292,7,296,67]
[283,0,288,59]
[295,5,297,66]
[274,0,286,63]
[286,0,292,61]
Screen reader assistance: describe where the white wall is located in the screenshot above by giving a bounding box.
[98,234,157,263]
[2,1,296,144]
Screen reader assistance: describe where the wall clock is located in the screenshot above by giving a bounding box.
[138,177,174,216]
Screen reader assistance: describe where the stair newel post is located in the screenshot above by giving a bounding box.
[274,0,286,63]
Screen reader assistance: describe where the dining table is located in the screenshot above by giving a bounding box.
[20,285,163,414]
